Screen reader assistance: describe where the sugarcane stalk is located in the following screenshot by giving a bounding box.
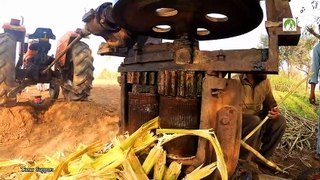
[0,159,26,167]
[154,149,167,180]
[120,116,159,150]
[184,163,217,180]
[122,149,149,180]
[122,159,138,180]
[142,145,163,174]
[240,140,287,174]
[132,131,157,153]
[53,141,102,180]
[163,161,182,180]
[93,146,127,173]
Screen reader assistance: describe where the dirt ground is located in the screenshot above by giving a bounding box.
[0,79,319,179]
[271,148,320,179]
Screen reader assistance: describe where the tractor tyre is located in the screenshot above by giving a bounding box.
[0,33,17,105]
[63,41,94,101]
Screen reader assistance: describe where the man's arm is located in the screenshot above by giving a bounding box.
[307,26,320,40]
[262,79,279,119]
[310,83,317,104]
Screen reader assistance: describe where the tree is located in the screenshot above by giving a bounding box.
[279,45,296,77]
[257,26,317,90]
[278,26,317,90]
[257,34,268,49]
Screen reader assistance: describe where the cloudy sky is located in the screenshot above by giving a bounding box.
[0,0,316,72]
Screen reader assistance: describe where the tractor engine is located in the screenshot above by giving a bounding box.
[84,0,300,177]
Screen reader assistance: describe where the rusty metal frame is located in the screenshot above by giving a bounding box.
[110,0,301,177]
[119,46,271,73]
[118,26,300,74]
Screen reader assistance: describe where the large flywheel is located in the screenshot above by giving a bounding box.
[112,0,263,40]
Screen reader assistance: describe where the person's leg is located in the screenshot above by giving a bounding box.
[316,107,320,158]
[259,114,286,158]
[240,114,261,160]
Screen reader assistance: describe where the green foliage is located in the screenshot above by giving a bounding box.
[273,90,318,120]
[258,27,317,77]
[279,29,317,75]
[268,72,304,92]
[266,24,320,120]
[96,69,119,80]
[269,72,318,120]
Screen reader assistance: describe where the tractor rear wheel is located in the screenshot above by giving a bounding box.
[0,33,17,105]
[63,41,94,101]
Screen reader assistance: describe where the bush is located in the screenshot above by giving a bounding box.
[95,69,119,80]
[268,72,304,92]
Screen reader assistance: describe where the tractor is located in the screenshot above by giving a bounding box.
[0,18,94,105]
[82,0,300,178]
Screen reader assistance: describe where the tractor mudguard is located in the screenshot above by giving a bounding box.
[55,31,78,67]
[2,19,26,42]
[2,22,26,33]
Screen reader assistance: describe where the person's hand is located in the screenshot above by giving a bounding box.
[268,106,280,119]
[309,92,317,105]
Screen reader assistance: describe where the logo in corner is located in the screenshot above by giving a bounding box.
[283,18,297,31]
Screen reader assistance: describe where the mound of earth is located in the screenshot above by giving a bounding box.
[0,106,35,143]
[0,84,120,160]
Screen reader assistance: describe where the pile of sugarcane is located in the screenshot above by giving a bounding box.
[270,75,318,153]
[0,117,228,180]
[279,110,317,153]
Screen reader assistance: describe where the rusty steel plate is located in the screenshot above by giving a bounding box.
[112,0,263,40]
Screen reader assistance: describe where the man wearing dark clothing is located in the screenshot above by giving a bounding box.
[309,41,320,160]
[236,73,286,163]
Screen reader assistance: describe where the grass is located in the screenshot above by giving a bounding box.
[269,72,305,92]
[269,71,318,120]
[273,90,318,120]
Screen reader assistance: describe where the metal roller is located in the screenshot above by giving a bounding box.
[127,92,159,134]
[159,96,200,157]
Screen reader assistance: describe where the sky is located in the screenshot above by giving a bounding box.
[0,0,317,73]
